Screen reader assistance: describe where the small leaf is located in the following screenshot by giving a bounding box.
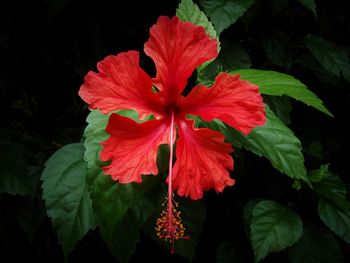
[200,0,255,35]
[308,164,329,182]
[313,173,349,211]
[176,0,217,39]
[0,141,34,195]
[297,0,317,16]
[306,35,350,79]
[198,41,251,85]
[232,69,333,116]
[41,143,95,258]
[250,200,303,262]
[289,225,343,263]
[313,173,350,244]
[208,107,309,183]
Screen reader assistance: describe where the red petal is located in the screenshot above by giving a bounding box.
[144,16,218,103]
[79,51,163,119]
[172,118,235,200]
[178,73,266,134]
[100,114,170,183]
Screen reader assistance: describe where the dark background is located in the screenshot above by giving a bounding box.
[1,0,349,262]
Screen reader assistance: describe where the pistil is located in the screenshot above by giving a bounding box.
[155,110,189,253]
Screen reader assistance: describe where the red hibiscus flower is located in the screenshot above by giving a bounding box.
[79,16,265,252]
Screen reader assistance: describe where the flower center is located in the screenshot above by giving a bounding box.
[155,109,189,253]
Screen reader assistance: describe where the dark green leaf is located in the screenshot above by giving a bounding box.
[318,198,350,244]
[232,69,333,116]
[306,35,350,78]
[83,110,159,262]
[250,200,303,262]
[101,195,157,263]
[243,198,264,237]
[41,143,95,258]
[200,0,255,35]
[314,173,350,244]
[207,107,309,183]
[13,194,46,242]
[216,239,248,263]
[174,198,206,260]
[262,30,292,66]
[297,0,317,16]
[263,96,291,125]
[143,196,206,260]
[289,225,343,263]
[0,142,33,195]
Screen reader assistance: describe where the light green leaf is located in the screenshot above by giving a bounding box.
[176,0,220,73]
[250,200,303,262]
[289,225,343,263]
[306,35,350,79]
[41,143,95,258]
[297,0,317,16]
[232,69,333,116]
[176,0,217,39]
[208,107,309,183]
[313,173,350,244]
[200,0,255,35]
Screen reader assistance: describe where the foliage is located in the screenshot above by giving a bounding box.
[1,0,350,262]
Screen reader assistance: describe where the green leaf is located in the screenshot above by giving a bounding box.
[0,141,34,195]
[306,35,350,78]
[232,69,333,116]
[176,0,217,39]
[200,0,255,35]
[250,200,303,262]
[41,143,95,258]
[207,107,309,183]
[83,110,159,262]
[289,225,343,263]
[313,173,350,244]
[297,0,317,16]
